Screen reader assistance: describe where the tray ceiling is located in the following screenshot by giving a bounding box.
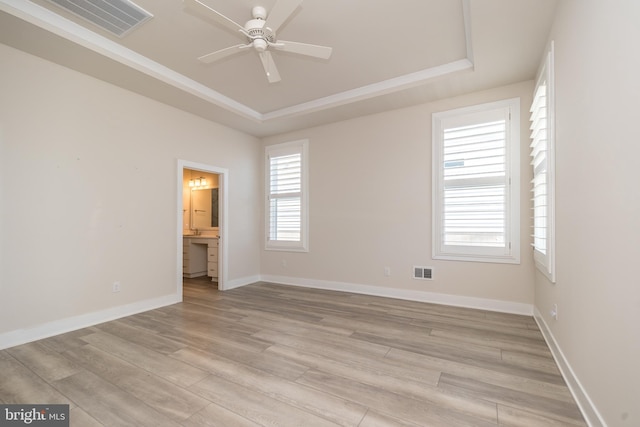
[0,0,558,136]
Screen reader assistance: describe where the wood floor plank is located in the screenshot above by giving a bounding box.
[165,330,309,381]
[408,312,546,340]
[2,280,586,427]
[0,351,73,406]
[192,374,343,427]
[53,370,180,426]
[6,342,81,382]
[159,304,259,336]
[159,322,273,356]
[216,294,327,324]
[266,344,496,423]
[79,332,209,388]
[501,350,562,375]
[181,402,261,427]
[171,347,367,426]
[297,368,498,427]
[497,404,587,427]
[438,373,585,425]
[385,347,575,403]
[238,309,355,337]
[93,320,188,355]
[61,344,210,422]
[429,327,552,358]
[110,311,180,336]
[357,411,424,427]
[350,330,503,364]
[318,314,435,343]
[382,336,565,385]
[264,343,442,387]
[252,327,391,360]
[69,407,104,427]
[38,328,98,354]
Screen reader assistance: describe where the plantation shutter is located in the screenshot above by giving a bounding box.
[530,83,548,254]
[433,99,519,263]
[529,42,555,281]
[268,151,302,242]
[441,113,508,249]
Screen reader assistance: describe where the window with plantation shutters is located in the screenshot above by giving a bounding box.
[265,140,309,251]
[433,99,520,263]
[530,42,555,282]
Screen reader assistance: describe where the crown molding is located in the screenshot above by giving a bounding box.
[263,58,473,121]
[1,0,474,125]
[0,0,261,121]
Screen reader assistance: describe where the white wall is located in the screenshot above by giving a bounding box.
[533,1,640,426]
[262,81,536,313]
[0,43,262,346]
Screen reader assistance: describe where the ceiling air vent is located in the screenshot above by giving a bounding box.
[413,266,433,280]
[47,0,153,37]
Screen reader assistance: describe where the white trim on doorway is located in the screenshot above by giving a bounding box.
[177,160,229,293]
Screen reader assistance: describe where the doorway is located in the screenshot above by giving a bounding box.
[177,160,228,298]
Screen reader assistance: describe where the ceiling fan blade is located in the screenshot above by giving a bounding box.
[259,51,281,83]
[274,40,333,59]
[198,44,249,64]
[265,0,302,33]
[183,0,245,36]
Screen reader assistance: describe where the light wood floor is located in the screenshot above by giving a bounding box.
[0,279,586,426]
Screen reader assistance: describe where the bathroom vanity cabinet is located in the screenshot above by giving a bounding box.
[183,236,219,281]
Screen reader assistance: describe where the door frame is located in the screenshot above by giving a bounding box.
[177,159,229,295]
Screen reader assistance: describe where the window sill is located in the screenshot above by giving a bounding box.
[433,253,520,265]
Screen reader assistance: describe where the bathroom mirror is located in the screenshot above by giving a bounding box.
[191,188,219,229]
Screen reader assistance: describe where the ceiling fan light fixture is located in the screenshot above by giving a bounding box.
[253,39,268,52]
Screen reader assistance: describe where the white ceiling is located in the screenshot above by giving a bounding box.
[0,0,558,137]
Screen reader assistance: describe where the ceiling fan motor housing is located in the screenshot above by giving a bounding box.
[245,15,275,51]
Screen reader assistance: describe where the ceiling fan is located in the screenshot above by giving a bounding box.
[184,0,333,83]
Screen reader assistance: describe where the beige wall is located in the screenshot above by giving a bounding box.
[0,44,262,340]
[533,1,640,426]
[262,81,536,311]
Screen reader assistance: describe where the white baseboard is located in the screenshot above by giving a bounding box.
[534,307,606,427]
[260,275,533,315]
[221,275,261,291]
[0,293,181,351]
[0,273,261,350]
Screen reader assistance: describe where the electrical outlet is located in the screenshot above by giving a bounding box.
[384,267,391,277]
[550,303,558,320]
[112,281,121,293]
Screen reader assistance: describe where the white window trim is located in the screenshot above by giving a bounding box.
[265,139,309,252]
[531,42,556,282]
[432,98,521,264]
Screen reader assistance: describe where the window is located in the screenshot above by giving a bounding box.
[432,98,520,263]
[265,140,309,251]
[530,42,555,282]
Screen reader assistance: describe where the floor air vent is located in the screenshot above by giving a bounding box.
[47,0,153,37]
[413,266,433,280]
